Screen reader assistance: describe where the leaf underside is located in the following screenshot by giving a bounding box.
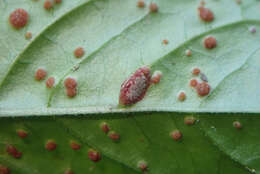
[0,0,260,174]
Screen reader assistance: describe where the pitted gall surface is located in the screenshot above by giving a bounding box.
[74,47,85,58]
[137,0,145,8]
[35,68,47,81]
[171,130,182,141]
[149,3,158,13]
[45,140,57,151]
[9,9,29,29]
[204,36,217,49]
[190,79,198,87]
[46,77,55,88]
[196,82,210,96]
[88,149,101,162]
[119,66,151,106]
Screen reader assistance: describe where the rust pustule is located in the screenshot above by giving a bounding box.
[54,0,62,4]
[149,3,158,13]
[184,116,196,125]
[88,149,101,162]
[151,70,162,84]
[119,66,151,106]
[64,77,77,89]
[6,145,22,159]
[192,68,200,76]
[190,79,198,87]
[45,140,57,151]
[25,32,32,40]
[204,36,217,49]
[178,91,186,101]
[185,49,192,57]
[137,0,145,8]
[196,82,210,96]
[0,165,10,174]
[162,39,169,45]
[66,88,77,98]
[171,130,182,141]
[108,131,120,141]
[9,8,29,29]
[198,6,214,22]
[17,129,28,139]
[46,77,55,88]
[100,122,110,134]
[44,0,53,10]
[70,141,81,150]
[138,161,148,172]
[35,68,47,81]
[74,47,85,58]
[233,121,242,129]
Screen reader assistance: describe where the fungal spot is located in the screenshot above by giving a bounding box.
[108,131,120,141]
[46,77,55,88]
[44,0,53,10]
[200,0,206,6]
[45,140,57,151]
[88,149,101,162]
[25,32,32,40]
[189,79,198,87]
[66,88,77,98]
[9,8,29,29]
[74,47,84,58]
[64,77,77,89]
[249,26,256,33]
[196,82,210,96]
[185,49,192,57]
[192,68,200,76]
[6,145,22,159]
[204,36,217,49]
[100,122,110,134]
[137,161,148,172]
[233,121,242,129]
[0,165,10,174]
[35,68,47,81]
[54,0,62,4]
[198,6,214,22]
[70,141,81,150]
[151,70,162,84]
[162,39,168,45]
[200,73,208,82]
[64,169,74,174]
[184,116,196,125]
[119,66,151,106]
[17,129,28,139]
[149,3,158,13]
[137,0,145,8]
[170,130,182,141]
[178,91,186,101]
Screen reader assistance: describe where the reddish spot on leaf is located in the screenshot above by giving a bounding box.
[149,3,158,13]
[137,0,145,8]
[66,88,77,98]
[184,116,196,125]
[88,149,101,162]
[100,122,110,134]
[162,39,169,45]
[17,129,28,139]
[190,79,198,88]
[25,32,32,40]
[198,6,214,22]
[108,131,120,141]
[171,130,182,141]
[0,165,10,174]
[70,141,81,150]
[46,77,55,88]
[196,82,210,96]
[233,121,242,130]
[9,8,29,29]
[192,68,201,76]
[45,140,57,151]
[64,77,77,89]
[74,47,84,58]
[204,36,217,49]
[6,145,22,159]
[44,0,53,10]
[64,169,74,174]
[54,0,62,4]
[151,70,162,84]
[138,161,148,172]
[178,91,186,101]
[119,66,151,106]
[185,49,192,57]
[35,68,47,81]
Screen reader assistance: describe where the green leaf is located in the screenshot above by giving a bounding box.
[1,0,260,174]
[1,0,260,116]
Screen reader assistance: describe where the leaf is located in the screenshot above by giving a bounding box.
[0,0,260,116]
[0,113,258,174]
